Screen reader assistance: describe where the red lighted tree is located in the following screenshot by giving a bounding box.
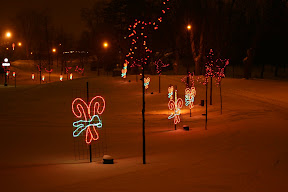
[125,0,172,164]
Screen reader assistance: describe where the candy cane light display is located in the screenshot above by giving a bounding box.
[72,96,105,144]
[144,77,150,90]
[185,87,196,109]
[168,86,174,99]
[121,61,128,79]
[168,90,183,125]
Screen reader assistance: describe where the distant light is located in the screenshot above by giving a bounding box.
[6,32,11,38]
[4,58,8,62]
[30,52,33,55]
[187,25,192,30]
[52,48,56,53]
[18,42,22,46]
[6,48,9,50]
[103,42,108,48]
[2,63,10,67]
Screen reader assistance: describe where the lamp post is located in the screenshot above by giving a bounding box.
[186,25,192,87]
[97,42,109,76]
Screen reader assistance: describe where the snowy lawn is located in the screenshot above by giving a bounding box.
[0,71,288,191]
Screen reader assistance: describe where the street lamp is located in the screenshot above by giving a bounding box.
[186,24,192,87]
[18,42,22,46]
[103,42,108,48]
[52,48,56,53]
[6,32,11,38]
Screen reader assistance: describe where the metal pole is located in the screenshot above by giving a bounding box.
[87,82,92,163]
[15,75,16,88]
[210,76,212,105]
[205,81,208,130]
[142,63,146,164]
[159,75,161,93]
[4,68,7,86]
[220,79,222,115]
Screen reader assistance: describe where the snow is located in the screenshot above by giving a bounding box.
[1,63,288,191]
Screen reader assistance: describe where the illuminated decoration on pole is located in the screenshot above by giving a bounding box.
[12,43,15,51]
[72,96,106,144]
[60,75,63,81]
[70,73,73,80]
[121,60,128,78]
[75,66,84,74]
[155,59,169,75]
[32,73,35,80]
[45,68,53,73]
[66,67,72,74]
[185,87,196,109]
[168,86,174,99]
[155,59,169,93]
[181,72,195,88]
[144,77,150,90]
[168,90,183,125]
[42,75,45,82]
[215,59,229,84]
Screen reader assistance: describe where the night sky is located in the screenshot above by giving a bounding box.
[1,0,100,38]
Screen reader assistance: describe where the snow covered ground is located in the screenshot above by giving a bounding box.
[1,62,288,191]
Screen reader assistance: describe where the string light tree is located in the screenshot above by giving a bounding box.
[197,49,229,129]
[155,59,169,93]
[203,49,215,130]
[125,0,172,164]
[214,58,229,114]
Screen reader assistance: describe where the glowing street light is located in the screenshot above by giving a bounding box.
[52,48,56,53]
[187,25,192,30]
[18,42,22,46]
[6,32,11,38]
[103,42,109,48]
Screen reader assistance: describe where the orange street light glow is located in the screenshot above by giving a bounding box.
[18,42,22,46]
[103,42,108,48]
[6,32,11,38]
[52,48,56,53]
[187,25,192,30]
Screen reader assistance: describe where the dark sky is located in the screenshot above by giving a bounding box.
[1,0,100,38]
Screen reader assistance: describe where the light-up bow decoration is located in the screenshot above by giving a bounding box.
[185,87,196,109]
[144,77,150,90]
[72,96,106,144]
[168,86,174,99]
[168,90,183,124]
